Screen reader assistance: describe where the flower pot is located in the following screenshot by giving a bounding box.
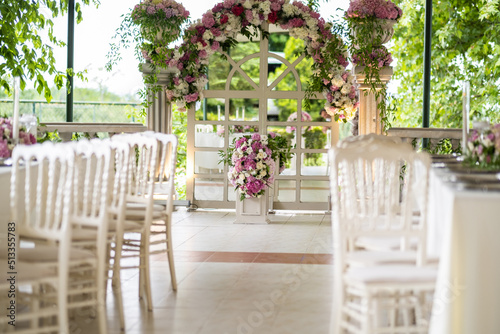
[234,190,269,224]
[351,19,396,46]
[141,26,180,45]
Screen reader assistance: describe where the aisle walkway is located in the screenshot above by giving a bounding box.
[77,210,335,334]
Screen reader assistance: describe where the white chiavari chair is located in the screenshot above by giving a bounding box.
[111,133,160,311]
[0,142,75,333]
[330,139,436,334]
[111,132,178,313]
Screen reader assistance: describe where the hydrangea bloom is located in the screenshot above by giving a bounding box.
[221,132,292,200]
[132,0,190,45]
[352,46,393,68]
[0,117,37,158]
[346,0,402,20]
[465,123,500,168]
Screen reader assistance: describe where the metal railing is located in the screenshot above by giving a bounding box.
[387,127,462,152]
[0,99,143,123]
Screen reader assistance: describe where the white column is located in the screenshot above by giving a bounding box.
[140,64,177,134]
[354,66,393,135]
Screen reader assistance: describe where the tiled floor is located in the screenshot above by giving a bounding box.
[77,209,335,334]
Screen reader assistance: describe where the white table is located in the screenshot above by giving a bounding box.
[428,168,500,334]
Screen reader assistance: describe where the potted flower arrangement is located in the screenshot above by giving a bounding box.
[106,0,190,107]
[345,0,402,131]
[220,132,293,201]
[0,116,37,159]
[464,123,500,169]
[219,131,293,223]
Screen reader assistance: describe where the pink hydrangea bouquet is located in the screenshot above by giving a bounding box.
[132,0,190,47]
[0,117,37,158]
[352,46,393,68]
[346,0,402,20]
[322,72,360,122]
[465,123,500,168]
[219,132,293,200]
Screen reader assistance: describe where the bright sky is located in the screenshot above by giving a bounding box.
[52,0,350,99]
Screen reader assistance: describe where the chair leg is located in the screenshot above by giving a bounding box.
[97,266,108,334]
[138,237,145,301]
[112,236,126,331]
[143,237,153,311]
[165,227,177,291]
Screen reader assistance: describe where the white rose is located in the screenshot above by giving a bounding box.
[260,170,267,177]
[341,85,350,95]
[203,30,214,41]
[243,0,252,9]
[332,76,344,87]
[282,3,294,15]
[256,161,264,169]
[259,2,271,14]
[246,147,253,154]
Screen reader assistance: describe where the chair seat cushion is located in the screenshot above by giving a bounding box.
[125,202,166,220]
[16,261,57,281]
[126,202,166,211]
[347,251,439,267]
[17,245,95,262]
[345,265,437,285]
[355,236,419,251]
[71,219,143,241]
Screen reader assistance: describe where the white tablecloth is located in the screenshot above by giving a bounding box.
[0,167,12,243]
[428,168,500,334]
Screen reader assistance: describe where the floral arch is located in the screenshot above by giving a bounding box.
[144,0,359,122]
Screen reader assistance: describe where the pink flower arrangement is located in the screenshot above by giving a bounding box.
[352,46,393,68]
[132,0,190,45]
[323,72,360,122]
[346,0,402,20]
[465,123,500,168]
[220,132,293,200]
[0,117,37,158]
[158,0,357,117]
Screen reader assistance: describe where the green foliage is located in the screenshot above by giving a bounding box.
[0,0,99,102]
[391,0,500,128]
[411,137,462,155]
[172,105,187,200]
[269,37,323,121]
[303,127,327,166]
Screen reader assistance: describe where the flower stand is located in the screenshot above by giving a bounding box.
[234,191,269,224]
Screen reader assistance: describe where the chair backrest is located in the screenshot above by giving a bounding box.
[112,133,159,206]
[337,133,402,149]
[142,131,178,219]
[11,142,74,242]
[70,139,113,228]
[107,139,131,221]
[330,140,431,267]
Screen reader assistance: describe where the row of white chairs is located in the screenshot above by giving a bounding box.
[329,134,437,334]
[0,131,178,333]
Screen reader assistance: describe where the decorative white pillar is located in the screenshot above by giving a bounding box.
[354,66,393,135]
[140,64,177,134]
